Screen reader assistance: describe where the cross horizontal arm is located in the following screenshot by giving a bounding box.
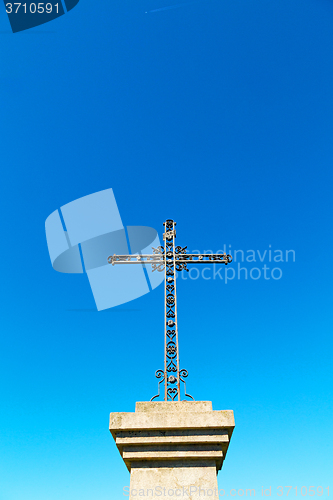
[107,254,163,265]
[107,253,232,267]
[176,254,232,264]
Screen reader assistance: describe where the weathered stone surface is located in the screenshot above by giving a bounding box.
[129,460,219,499]
[122,443,223,461]
[135,401,213,413]
[116,429,229,445]
[109,402,234,437]
[110,401,235,499]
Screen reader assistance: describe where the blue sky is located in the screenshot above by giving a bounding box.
[0,0,332,499]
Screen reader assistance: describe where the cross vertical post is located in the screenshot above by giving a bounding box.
[163,219,181,401]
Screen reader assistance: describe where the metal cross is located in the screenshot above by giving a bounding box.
[107,219,232,402]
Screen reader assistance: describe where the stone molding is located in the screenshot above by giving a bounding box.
[110,401,235,473]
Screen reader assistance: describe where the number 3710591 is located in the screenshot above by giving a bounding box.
[5,3,59,14]
[277,487,329,496]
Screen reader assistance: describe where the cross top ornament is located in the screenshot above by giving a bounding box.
[107,219,232,401]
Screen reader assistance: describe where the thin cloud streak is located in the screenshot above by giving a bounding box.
[146,2,195,13]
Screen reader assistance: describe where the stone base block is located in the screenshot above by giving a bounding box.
[110,401,235,499]
[130,460,219,499]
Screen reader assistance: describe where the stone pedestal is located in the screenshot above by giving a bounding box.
[109,401,235,499]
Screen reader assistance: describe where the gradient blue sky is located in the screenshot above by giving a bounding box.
[0,0,332,499]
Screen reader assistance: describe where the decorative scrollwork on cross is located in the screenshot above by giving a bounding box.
[151,219,193,401]
[152,263,165,272]
[107,219,232,401]
[150,370,165,401]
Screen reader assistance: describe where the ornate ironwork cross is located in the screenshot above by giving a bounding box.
[107,219,232,402]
